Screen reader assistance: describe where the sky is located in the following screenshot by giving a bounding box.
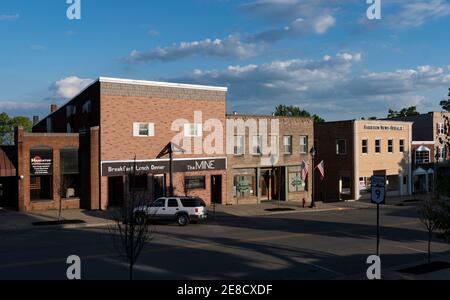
[0,0,449,121]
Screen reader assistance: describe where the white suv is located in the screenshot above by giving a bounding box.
[134,197,208,226]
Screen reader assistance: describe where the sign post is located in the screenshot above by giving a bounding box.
[371,176,386,257]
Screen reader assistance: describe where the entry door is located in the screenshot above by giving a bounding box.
[108,177,124,207]
[211,175,222,204]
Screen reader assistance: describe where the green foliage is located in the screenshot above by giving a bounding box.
[0,112,32,145]
[387,106,420,118]
[274,105,325,123]
[440,88,450,112]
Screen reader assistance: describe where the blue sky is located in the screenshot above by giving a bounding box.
[1,0,449,121]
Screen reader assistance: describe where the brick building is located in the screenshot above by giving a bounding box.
[388,112,450,193]
[226,115,314,205]
[4,77,228,212]
[314,120,413,202]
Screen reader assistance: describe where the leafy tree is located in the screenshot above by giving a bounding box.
[0,112,32,145]
[387,106,420,118]
[418,198,442,264]
[440,88,450,112]
[274,105,325,123]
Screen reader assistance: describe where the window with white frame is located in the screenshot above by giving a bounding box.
[438,123,445,135]
[400,139,405,153]
[437,147,447,162]
[252,136,263,155]
[133,123,155,137]
[234,135,245,156]
[184,124,202,138]
[300,136,308,154]
[388,139,394,153]
[375,139,381,153]
[284,136,293,155]
[362,139,368,154]
[336,139,347,155]
[415,149,430,164]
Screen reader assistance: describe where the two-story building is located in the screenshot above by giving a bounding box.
[226,115,314,205]
[388,112,450,194]
[314,120,413,202]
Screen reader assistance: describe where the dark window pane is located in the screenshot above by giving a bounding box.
[168,199,179,207]
[61,149,79,174]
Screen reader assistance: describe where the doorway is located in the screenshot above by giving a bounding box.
[153,175,166,200]
[211,175,222,204]
[108,176,124,207]
[0,177,18,209]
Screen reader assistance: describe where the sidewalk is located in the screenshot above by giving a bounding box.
[0,208,117,232]
[209,200,373,217]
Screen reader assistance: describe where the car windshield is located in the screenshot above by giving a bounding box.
[181,198,206,207]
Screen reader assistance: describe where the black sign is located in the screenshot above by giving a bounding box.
[101,158,227,177]
[30,149,53,176]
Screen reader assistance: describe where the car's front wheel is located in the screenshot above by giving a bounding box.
[176,214,189,226]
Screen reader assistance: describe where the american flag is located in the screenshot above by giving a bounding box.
[301,161,309,181]
[316,160,325,180]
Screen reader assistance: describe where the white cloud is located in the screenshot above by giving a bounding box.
[50,76,94,99]
[0,14,19,21]
[314,15,336,34]
[392,0,450,28]
[127,35,258,63]
[167,53,450,120]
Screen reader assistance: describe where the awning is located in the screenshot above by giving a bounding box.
[413,167,427,176]
[0,146,17,177]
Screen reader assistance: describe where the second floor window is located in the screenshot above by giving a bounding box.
[388,139,394,153]
[362,139,368,154]
[252,136,263,155]
[416,150,430,164]
[184,124,202,138]
[300,136,308,154]
[336,139,347,155]
[438,123,445,135]
[400,139,405,153]
[375,139,381,153]
[234,135,245,156]
[133,123,155,137]
[284,136,293,155]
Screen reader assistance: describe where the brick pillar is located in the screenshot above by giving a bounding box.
[15,127,26,212]
[90,127,100,210]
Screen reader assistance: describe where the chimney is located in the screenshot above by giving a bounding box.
[32,116,40,126]
[51,104,58,113]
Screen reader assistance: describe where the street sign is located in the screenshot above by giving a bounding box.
[371,175,386,205]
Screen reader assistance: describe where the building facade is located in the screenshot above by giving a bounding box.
[25,77,229,211]
[226,115,314,205]
[314,120,413,202]
[388,112,450,194]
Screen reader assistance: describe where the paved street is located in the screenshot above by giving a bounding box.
[1,203,450,280]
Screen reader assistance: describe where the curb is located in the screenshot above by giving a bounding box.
[211,206,361,218]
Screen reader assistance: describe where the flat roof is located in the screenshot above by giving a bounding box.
[33,77,228,129]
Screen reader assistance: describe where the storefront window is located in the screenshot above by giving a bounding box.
[288,166,307,192]
[30,148,53,201]
[61,149,80,199]
[185,176,206,190]
[234,169,256,198]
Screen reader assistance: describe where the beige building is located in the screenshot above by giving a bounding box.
[315,119,413,202]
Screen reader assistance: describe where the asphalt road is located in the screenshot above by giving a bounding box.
[1,204,450,280]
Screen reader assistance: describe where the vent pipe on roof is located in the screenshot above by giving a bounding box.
[51,104,58,113]
[32,116,40,126]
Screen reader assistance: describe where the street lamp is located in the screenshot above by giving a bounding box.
[310,147,317,208]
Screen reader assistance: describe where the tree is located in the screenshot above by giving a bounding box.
[109,158,152,280]
[0,112,32,145]
[387,106,420,118]
[418,198,442,264]
[274,105,325,123]
[440,88,450,112]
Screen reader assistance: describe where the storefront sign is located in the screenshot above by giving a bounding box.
[101,158,227,177]
[364,125,404,131]
[237,181,250,193]
[30,149,53,175]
